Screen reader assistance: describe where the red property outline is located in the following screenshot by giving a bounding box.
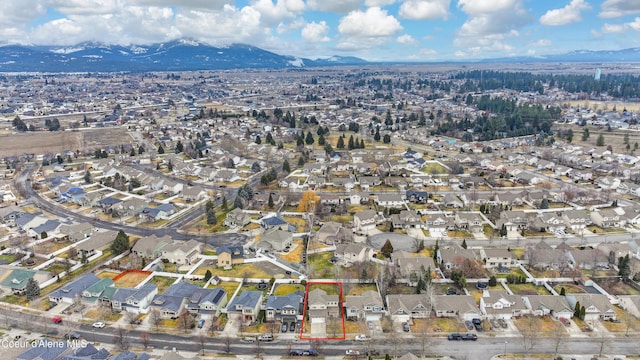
[299,281,345,340]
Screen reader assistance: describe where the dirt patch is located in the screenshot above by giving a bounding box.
[0,127,130,158]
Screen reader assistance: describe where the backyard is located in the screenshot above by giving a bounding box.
[113,270,152,288]
[508,283,550,295]
[148,276,178,293]
[274,283,305,296]
[195,263,272,279]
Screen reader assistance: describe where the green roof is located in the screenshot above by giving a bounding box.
[0,269,36,290]
[82,278,114,302]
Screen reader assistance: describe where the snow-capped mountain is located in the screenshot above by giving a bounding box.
[0,40,367,72]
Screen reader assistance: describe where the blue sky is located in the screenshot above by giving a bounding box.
[2,0,640,61]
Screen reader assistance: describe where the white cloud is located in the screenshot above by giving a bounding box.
[397,34,417,45]
[600,17,640,34]
[46,0,120,15]
[307,0,361,13]
[600,0,640,19]
[399,0,450,20]
[365,0,396,6]
[251,0,305,26]
[302,21,330,42]
[539,0,591,26]
[338,7,402,37]
[0,1,46,42]
[131,0,233,9]
[533,39,551,46]
[455,0,531,55]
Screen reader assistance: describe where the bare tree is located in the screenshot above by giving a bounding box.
[595,330,610,357]
[124,310,137,326]
[520,316,540,355]
[209,316,219,335]
[113,326,130,351]
[223,335,232,353]
[254,337,263,359]
[178,309,193,333]
[417,318,433,359]
[140,332,150,349]
[197,333,207,355]
[550,320,566,356]
[148,308,162,331]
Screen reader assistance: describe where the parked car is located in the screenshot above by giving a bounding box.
[366,350,380,356]
[402,322,410,332]
[447,333,462,341]
[52,316,62,324]
[290,321,296,332]
[461,333,478,341]
[560,318,571,326]
[281,323,288,332]
[303,349,318,356]
[446,288,457,295]
[289,350,304,356]
[355,334,368,341]
[465,320,473,330]
[472,318,483,331]
[498,319,508,329]
[92,322,105,328]
[367,321,374,330]
[258,334,274,342]
[64,332,81,340]
[197,319,205,329]
[346,350,360,356]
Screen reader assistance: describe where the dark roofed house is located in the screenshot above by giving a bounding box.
[49,273,101,304]
[264,292,303,322]
[227,290,263,324]
[216,245,244,268]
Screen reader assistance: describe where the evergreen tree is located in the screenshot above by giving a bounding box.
[265,132,274,145]
[25,278,40,301]
[175,140,184,153]
[305,131,315,145]
[204,269,212,282]
[158,144,165,154]
[255,135,261,144]
[348,135,355,150]
[560,287,566,296]
[221,196,228,212]
[488,275,497,287]
[336,136,345,149]
[374,127,381,141]
[461,239,467,249]
[582,128,590,141]
[383,134,391,143]
[233,196,244,209]
[283,159,291,173]
[381,239,394,259]
[540,198,549,209]
[206,208,217,225]
[110,230,130,255]
[433,240,439,263]
[318,134,326,146]
[596,133,605,146]
[619,254,631,278]
[574,301,581,318]
[268,194,274,208]
[84,170,92,184]
[138,145,145,154]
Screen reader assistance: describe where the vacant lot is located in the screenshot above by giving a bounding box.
[0,127,129,158]
[113,271,152,288]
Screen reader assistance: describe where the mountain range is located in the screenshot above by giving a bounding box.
[0,39,640,72]
[0,39,366,72]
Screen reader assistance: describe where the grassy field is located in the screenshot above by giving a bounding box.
[508,283,550,295]
[274,284,305,296]
[195,263,272,279]
[513,316,563,335]
[114,272,151,288]
[97,270,120,279]
[346,284,378,296]
[84,308,123,322]
[149,276,177,293]
[307,283,341,296]
[307,252,335,278]
[212,281,241,302]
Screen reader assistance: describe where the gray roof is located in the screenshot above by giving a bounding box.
[228,290,262,311]
[265,292,303,311]
[17,338,70,360]
[49,273,100,300]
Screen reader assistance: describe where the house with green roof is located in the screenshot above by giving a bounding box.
[82,278,114,302]
[0,268,49,296]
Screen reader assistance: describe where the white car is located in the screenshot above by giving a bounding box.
[346,350,360,355]
[354,334,368,341]
[92,322,106,328]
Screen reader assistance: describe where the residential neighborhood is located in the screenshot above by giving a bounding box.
[1,65,640,359]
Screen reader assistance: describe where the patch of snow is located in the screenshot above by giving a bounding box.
[50,47,85,54]
[129,46,147,54]
[82,55,102,59]
[288,58,304,67]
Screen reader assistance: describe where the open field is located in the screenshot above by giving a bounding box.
[113,271,152,288]
[0,127,129,158]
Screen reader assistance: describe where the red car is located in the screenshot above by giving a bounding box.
[52,316,62,323]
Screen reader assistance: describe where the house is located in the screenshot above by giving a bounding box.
[562,209,592,232]
[442,193,464,208]
[261,228,293,252]
[82,278,115,302]
[480,248,518,269]
[375,193,406,208]
[431,295,481,321]
[524,241,570,271]
[316,221,342,244]
[307,289,340,323]
[49,273,101,303]
[57,222,93,242]
[76,230,117,258]
[160,239,201,265]
[524,295,574,319]
[131,235,172,259]
[454,212,485,233]
[141,203,176,222]
[479,290,527,319]
[386,294,432,322]
[260,215,294,232]
[590,208,624,228]
[223,208,251,228]
[353,210,378,233]
[0,268,50,296]
[391,251,436,282]
[565,246,609,270]
[15,212,49,231]
[565,294,616,321]
[436,244,478,270]
[216,246,244,268]
[390,210,423,229]
[344,290,385,321]
[152,282,228,319]
[406,189,429,204]
[264,292,304,322]
[618,295,640,318]
[425,214,454,236]
[111,283,158,313]
[334,243,373,263]
[181,186,208,202]
[227,291,263,324]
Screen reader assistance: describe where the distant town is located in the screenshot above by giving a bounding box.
[2,63,640,360]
